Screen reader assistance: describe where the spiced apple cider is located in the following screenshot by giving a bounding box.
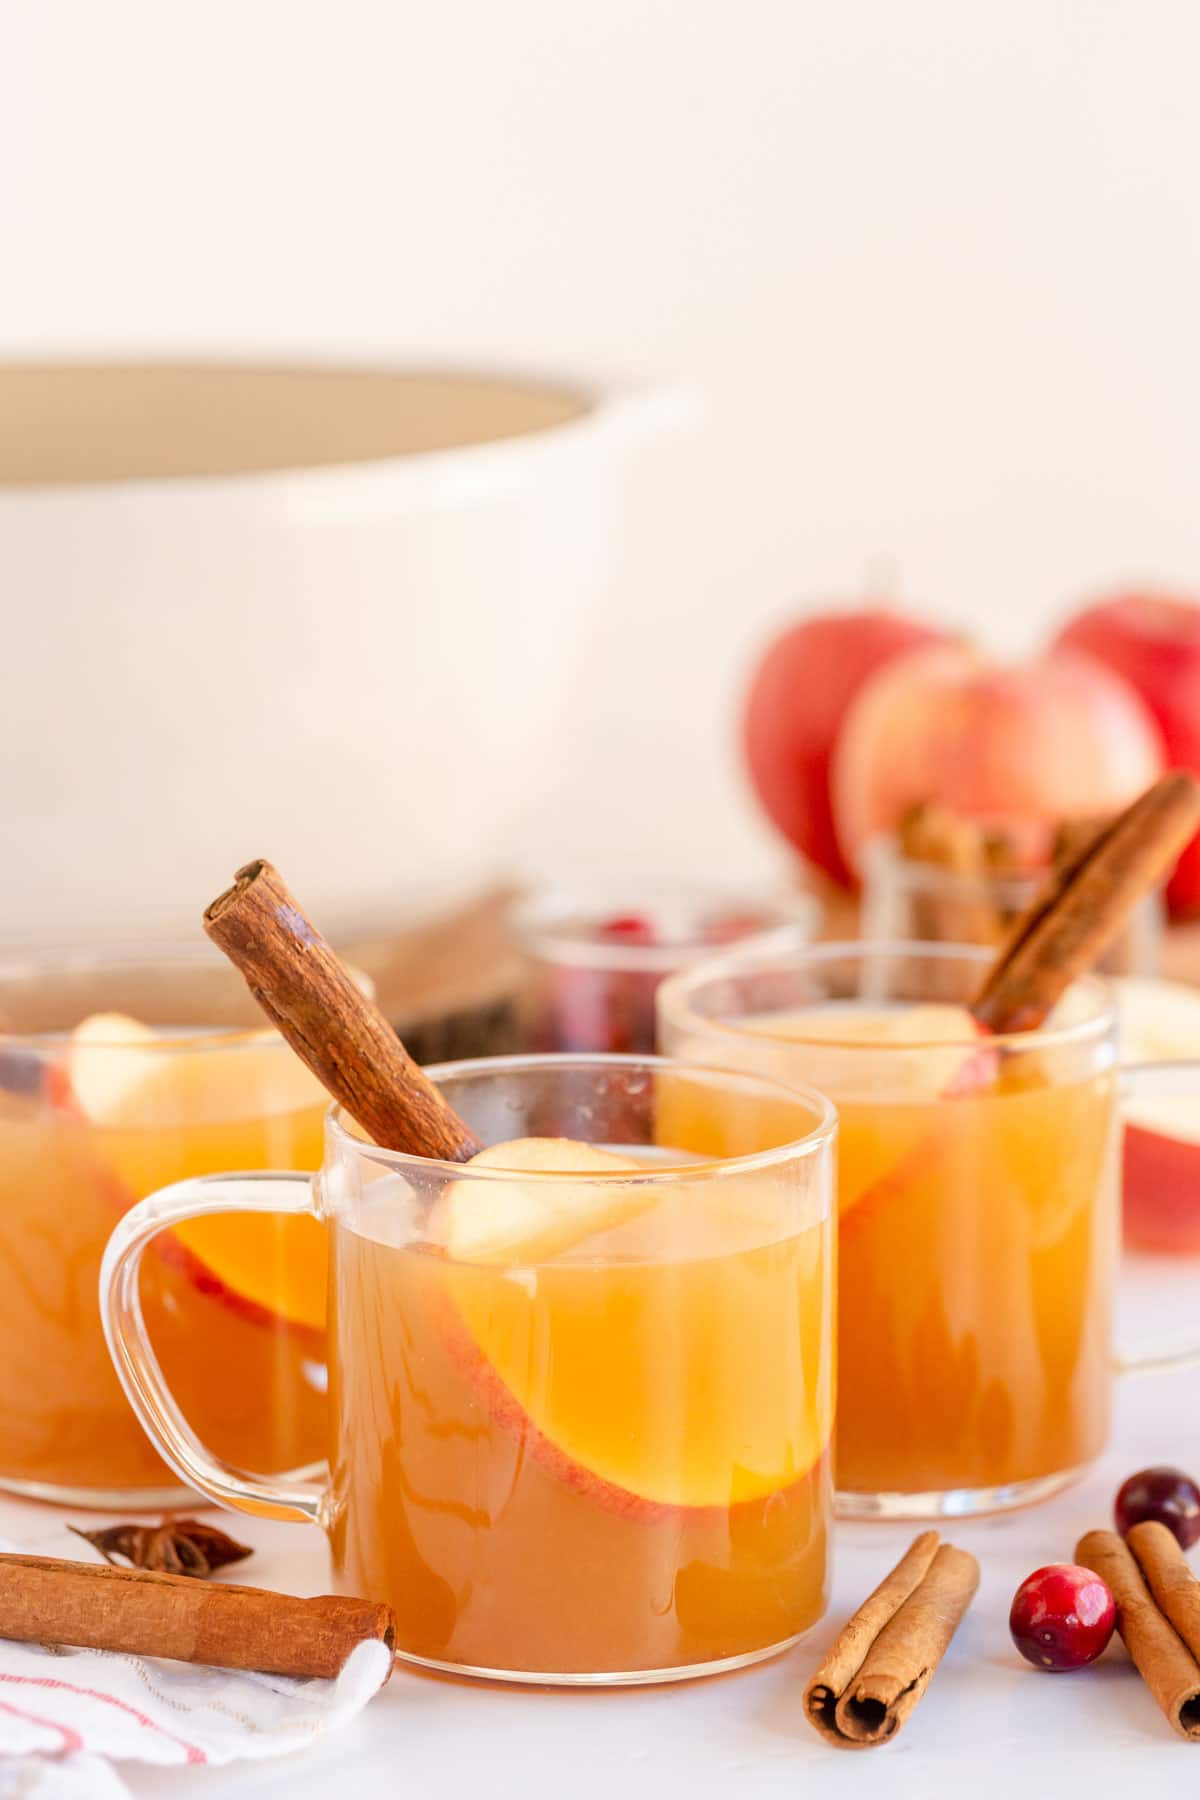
[0,951,329,1504]
[660,775,1200,1516]
[101,862,836,1683]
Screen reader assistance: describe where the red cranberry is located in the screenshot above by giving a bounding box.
[1009,1564,1116,1671]
[595,913,658,945]
[1115,1466,1200,1549]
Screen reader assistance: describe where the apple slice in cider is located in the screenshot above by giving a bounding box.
[746,1001,996,1220]
[434,1135,832,1516]
[63,1012,327,1331]
[435,1136,651,1263]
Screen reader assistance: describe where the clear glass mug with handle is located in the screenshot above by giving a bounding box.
[101,1053,836,1685]
[658,939,1200,1520]
[0,943,333,1508]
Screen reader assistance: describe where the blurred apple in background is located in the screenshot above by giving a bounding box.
[831,644,1166,875]
[743,609,950,885]
[1055,594,1200,918]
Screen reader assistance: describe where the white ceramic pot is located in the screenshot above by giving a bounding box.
[0,362,677,945]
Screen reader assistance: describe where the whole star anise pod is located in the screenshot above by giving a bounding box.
[70,1518,253,1579]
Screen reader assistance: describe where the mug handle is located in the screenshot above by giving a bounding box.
[1117,1060,1200,1377]
[100,1172,325,1525]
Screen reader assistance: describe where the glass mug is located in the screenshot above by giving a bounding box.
[659,941,1200,1519]
[0,946,331,1506]
[101,1054,836,1685]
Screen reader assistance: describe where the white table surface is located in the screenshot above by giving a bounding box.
[8,1252,1200,1799]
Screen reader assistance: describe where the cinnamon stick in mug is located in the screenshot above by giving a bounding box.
[804,1532,979,1747]
[0,1555,395,1680]
[204,859,480,1160]
[972,772,1200,1034]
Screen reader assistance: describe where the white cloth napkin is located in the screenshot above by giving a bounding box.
[0,1536,392,1798]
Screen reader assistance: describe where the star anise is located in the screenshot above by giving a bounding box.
[69,1518,253,1579]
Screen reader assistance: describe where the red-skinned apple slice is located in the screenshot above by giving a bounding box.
[1116,978,1200,1252]
[434,1136,833,1516]
[431,1135,673,1520]
[61,1012,326,1333]
[746,1004,995,1221]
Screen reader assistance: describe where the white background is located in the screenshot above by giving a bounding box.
[4,0,1200,876]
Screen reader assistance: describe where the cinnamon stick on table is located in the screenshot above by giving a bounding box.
[0,1556,395,1681]
[804,1532,979,1748]
[205,859,480,1160]
[1077,1524,1200,1741]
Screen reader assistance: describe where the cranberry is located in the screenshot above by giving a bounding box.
[1009,1564,1116,1671]
[1115,1466,1200,1549]
[595,913,658,946]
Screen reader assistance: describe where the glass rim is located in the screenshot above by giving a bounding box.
[0,940,373,1050]
[326,1050,837,1181]
[510,882,822,973]
[0,1025,285,1054]
[657,937,1118,1056]
[861,833,1048,904]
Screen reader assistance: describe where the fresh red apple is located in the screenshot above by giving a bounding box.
[1055,594,1200,917]
[743,609,951,886]
[832,645,1166,875]
[1115,977,1200,1253]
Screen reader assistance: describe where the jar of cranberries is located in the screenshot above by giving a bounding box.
[513,882,820,1054]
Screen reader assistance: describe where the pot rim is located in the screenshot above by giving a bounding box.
[0,356,687,513]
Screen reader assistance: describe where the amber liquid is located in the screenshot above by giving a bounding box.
[688,1004,1120,1499]
[329,1172,833,1677]
[0,1063,328,1497]
[836,1070,1116,1496]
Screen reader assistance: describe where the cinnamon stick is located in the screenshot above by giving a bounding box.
[1051,813,1112,878]
[0,1555,395,1681]
[1076,1527,1200,1740]
[804,1533,979,1748]
[971,773,1200,1035]
[205,860,480,1160]
[898,802,1004,949]
[1128,1520,1200,1667]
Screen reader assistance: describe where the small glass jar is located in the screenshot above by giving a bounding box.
[861,834,1162,977]
[513,881,821,1054]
